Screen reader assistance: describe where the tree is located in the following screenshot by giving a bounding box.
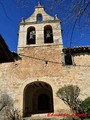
[0,93,21,120]
[14,0,90,48]
[56,85,82,113]
[49,0,90,47]
[0,0,90,50]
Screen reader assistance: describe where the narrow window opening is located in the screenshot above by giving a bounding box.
[37,14,42,22]
[27,27,36,45]
[44,25,53,43]
[45,61,48,65]
[64,54,73,65]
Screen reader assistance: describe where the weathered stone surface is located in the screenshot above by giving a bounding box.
[0,3,90,118]
[0,44,90,116]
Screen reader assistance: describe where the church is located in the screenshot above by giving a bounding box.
[0,2,90,118]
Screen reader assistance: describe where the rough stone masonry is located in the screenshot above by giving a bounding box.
[0,2,90,118]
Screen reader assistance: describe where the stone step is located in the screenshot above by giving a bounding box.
[23,117,61,120]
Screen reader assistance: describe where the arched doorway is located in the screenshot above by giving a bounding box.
[23,81,54,117]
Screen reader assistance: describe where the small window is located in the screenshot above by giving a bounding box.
[37,14,42,22]
[27,27,36,45]
[44,25,53,43]
[64,54,73,65]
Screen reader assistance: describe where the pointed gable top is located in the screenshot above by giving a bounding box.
[24,2,55,23]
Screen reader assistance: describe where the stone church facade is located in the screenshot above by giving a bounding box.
[0,2,90,117]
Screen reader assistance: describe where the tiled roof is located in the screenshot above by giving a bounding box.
[63,46,90,54]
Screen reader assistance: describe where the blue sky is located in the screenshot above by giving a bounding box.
[0,0,90,52]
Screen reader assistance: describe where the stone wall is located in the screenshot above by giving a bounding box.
[0,44,90,116]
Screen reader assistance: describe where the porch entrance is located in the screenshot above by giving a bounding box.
[23,81,54,117]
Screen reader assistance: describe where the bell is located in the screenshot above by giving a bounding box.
[29,31,34,39]
[46,33,50,38]
[46,31,51,38]
[30,34,34,39]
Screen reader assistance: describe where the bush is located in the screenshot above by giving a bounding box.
[56,85,81,113]
[0,93,21,120]
[82,97,90,117]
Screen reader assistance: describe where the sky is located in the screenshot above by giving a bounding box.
[0,0,90,52]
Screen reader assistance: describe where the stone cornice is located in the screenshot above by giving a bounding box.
[19,19,61,26]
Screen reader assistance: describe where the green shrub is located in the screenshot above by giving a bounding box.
[56,85,81,113]
[82,97,90,117]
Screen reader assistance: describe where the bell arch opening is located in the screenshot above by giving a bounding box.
[27,27,36,45]
[44,25,53,43]
[23,81,54,117]
[37,13,43,22]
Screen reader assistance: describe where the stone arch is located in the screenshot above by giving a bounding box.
[44,25,53,43]
[27,26,36,45]
[23,81,54,117]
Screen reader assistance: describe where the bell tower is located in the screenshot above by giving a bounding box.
[18,2,63,53]
[17,2,64,116]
